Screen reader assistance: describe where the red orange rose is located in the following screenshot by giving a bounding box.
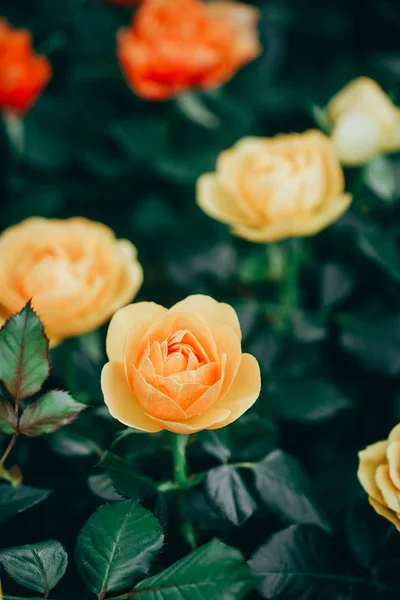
[0,19,51,115]
[117,0,261,100]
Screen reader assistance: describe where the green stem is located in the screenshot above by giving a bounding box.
[170,433,197,549]
[281,238,300,314]
[0,432,18,466]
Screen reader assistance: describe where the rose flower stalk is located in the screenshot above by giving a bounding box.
[0,218,143,345]
[101,295,261,433]
[118,0,261,100]
[197,130,351,243]
[0,19,51,115]
[358,423,400,531]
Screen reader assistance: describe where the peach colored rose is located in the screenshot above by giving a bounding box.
[101,295,261,433]
[358,423,400,531]
[197,130,351,243]
[327,77,400,166]
[0,218,143,344]
[117,0,261,100]
[0,18,51,115]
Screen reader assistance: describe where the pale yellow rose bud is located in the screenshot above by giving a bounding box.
[196,130,351,243]
[327,77,400,166]
[358,423,400,531]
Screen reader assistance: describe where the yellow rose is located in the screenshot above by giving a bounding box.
[358,423,400,530]
[0,217,143,344]
[101,294,261,433]
[196,130,351,243]
[327,77,400,166]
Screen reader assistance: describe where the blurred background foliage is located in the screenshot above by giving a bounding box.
[1,0,400,598]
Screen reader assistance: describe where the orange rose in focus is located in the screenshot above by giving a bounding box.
[101,295,261,433]
[0,19,51,115]
[0,218,143,344]
[117,0,261,100]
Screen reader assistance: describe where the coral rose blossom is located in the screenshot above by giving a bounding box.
[197,130,352,243]
[117,0,261,100]
[0,218,143,344]
[327,77,400,166]
[358,423,400,531]
[0,19,51,115]
[101,295,261,433]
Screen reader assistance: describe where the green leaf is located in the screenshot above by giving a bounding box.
[249,525,356,599]
[88,473,123,502]
[0,484,51,525]
[339,315,400,376]
[364,156,396,201]
[269,378,353,423]
[4,596,42,600]
[133,539,256,599]
[0,400,18,434]
[0,541,67,594]
[308,103,332,134]
[75,499,164,595]
[290,310,326,343]
[206,465,257,526]
[251,450,329,529]
[19,390,87,437]
[100,452,156,501]
[356,228,400,282]
[197,430,231,463]
[0,303,49,401]
[320,262,354,308]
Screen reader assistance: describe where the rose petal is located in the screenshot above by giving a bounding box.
[149,406,232,434]
[170,294,242,340]
[196,173,253,226]
[375,464,400,513]
[210,322,242,396]
[101,362,161,432]
[107,302,167,362]
[132,366,187,420]
[387,442,400,490]
[369,497,400,531]
[358,440,388,504]
[231,193,352,243]
[208,353,260,429]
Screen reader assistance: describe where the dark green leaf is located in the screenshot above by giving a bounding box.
[206,465,257,526]
[252,450,329,529]
[0,540,67,594]
[4,596,42,600]
[175,92,220,130]
[75,499,163,595]
[269,378,353,423]
[100,452,156,501]
[249,525,351,599]
[0,303,49,401]
[133,539,256,599]
[49,429,101,457]
[0,400,18,434]
[0,485,51,525]
[357,229,400,282]
[290,310,326,342]
[197,430,231,463]
[320,262,354,308]
[19,390,87,437]
[88,473,123,502]
[364,156,396,201]
[339,315,400,376]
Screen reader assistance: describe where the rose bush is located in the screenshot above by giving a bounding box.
[0,218,143,344]
[197,130,351,242]
[102,294,260,433]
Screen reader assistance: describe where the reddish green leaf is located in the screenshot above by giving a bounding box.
[19,390,87,437]
[0,399,18,434]
[0,303,49,401]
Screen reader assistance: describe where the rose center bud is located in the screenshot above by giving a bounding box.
[125,314,224,421]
